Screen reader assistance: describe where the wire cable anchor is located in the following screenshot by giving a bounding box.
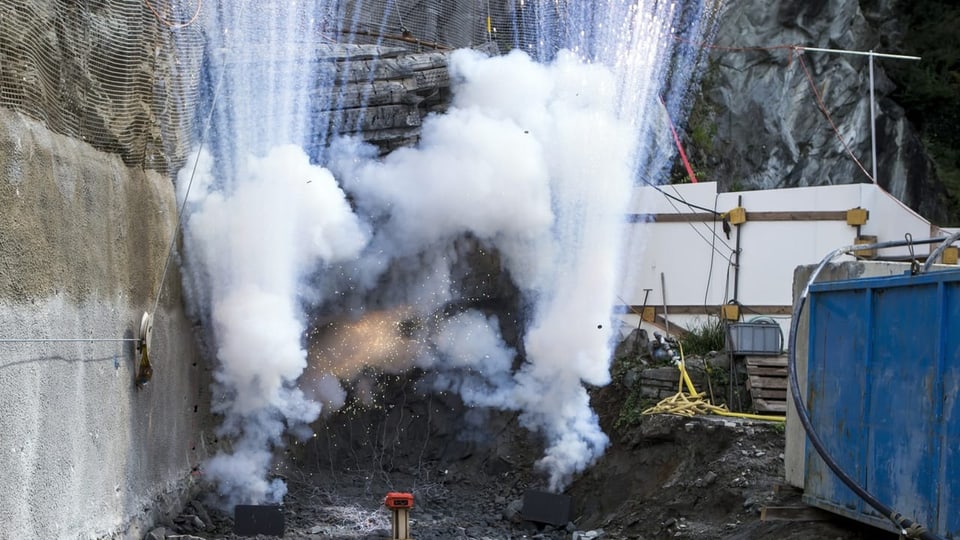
[135,312,154,388]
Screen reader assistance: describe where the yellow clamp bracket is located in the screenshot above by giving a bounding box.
[724,206,746,225]
[943,246,959,265]
[721,303,740,322]
[846,207,869,226]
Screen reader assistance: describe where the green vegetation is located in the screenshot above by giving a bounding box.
[678,317,725,357]
[612,318,731,428]
[669,57,721,185]
[688,98,717,152]
[615,390,656,430]
[669,91,717,185]
[886,1,960,224]
[924,136,960,219]
[609,350,652,429]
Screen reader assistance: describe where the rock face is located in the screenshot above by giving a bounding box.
[687,0,949,223]
[306,44,472,155]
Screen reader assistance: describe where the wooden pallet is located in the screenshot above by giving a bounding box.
[744,356,788,414]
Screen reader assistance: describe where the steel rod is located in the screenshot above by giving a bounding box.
[797,46,921,61]
[0,338,139,343]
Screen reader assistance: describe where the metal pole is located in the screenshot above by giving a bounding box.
[634,288,653,355]
[797,47,919,186]
[797,46,921,61]
[0,338,140,343]
[869,52,878,184]
[733,195,742,301]
[660,272,671,338]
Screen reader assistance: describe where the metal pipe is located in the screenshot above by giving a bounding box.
[660,272,671,337]
[788,237,946,540]
[634,288,653,355]
[796,46,921,61]
[796,46,920,187]
[0,338,140,343]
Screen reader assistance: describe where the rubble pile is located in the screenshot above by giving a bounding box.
[147,364,884,539]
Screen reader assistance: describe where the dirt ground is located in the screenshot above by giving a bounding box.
[158,371,898,540]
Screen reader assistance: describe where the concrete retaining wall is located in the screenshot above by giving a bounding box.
[0,108,211,539]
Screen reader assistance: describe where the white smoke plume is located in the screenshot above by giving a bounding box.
[178,145,367,505]
[331,49,635,490]
[180,45,639,503]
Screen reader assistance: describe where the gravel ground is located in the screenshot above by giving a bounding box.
[155,400,895,540]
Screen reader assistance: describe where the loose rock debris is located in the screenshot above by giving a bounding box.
[153,372,894,539]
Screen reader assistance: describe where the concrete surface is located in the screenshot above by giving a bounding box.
[0,108,212,539]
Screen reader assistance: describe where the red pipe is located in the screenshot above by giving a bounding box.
[659,96,698,184]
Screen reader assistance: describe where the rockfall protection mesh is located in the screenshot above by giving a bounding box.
[0,1,705,172]
[0,0,509,173]
[335,0,509,51]
[334,0,577,60]
[0,0,204,173]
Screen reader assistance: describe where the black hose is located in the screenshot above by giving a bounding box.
[788,238,947,540]
[922,230,960,272]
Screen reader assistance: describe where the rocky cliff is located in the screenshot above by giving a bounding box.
[683,0,954,224]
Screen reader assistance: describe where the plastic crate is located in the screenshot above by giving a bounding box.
[728,322,781,355]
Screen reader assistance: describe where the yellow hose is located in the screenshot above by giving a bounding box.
[641,343,785,422]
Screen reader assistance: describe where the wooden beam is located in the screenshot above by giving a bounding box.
[627,210,848,223]
[748,387,790,399]
[773,484,803,495]
[747,210,848,221]
[746,356,788,368]
[626,212,716,223]
[760,506,834,522]
[754,398,787,413]
[620,305,792,316]
[748,366,788,377]
[748,375,787,390]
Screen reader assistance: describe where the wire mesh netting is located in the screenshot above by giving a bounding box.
[333,0,594,61]
[0,0,204,173]
[0,0,720,173]
[335,0,508,51]
[0,0,508,172]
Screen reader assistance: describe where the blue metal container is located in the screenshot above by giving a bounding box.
[805,270,959,538]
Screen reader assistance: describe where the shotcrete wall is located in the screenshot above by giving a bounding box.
[0,108,210,539]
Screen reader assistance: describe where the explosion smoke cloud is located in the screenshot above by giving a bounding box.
[330,49,634,489]
[183,17,657,505]
[178,145,367,505]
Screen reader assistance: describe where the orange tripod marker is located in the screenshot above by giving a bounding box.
[384,492,414,540]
